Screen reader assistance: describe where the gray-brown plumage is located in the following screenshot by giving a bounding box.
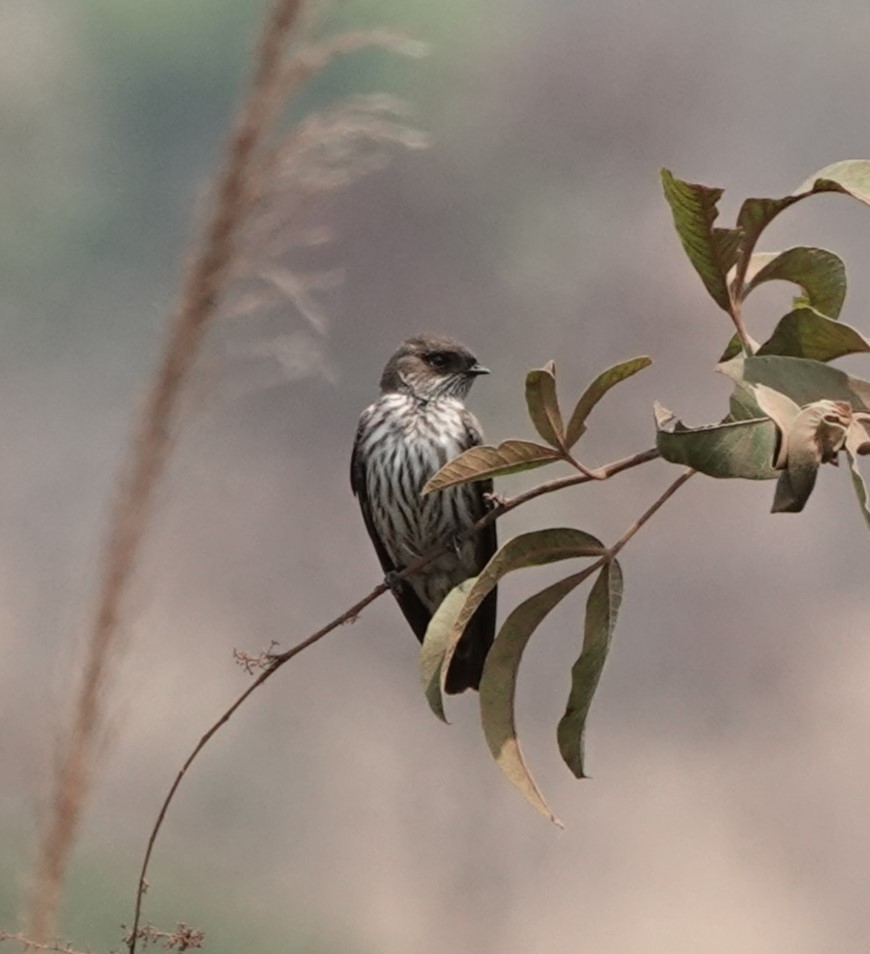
[350,335,497,693]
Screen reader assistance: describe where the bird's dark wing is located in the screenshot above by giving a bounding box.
[443,413,499,694]
[468,405,498,586]
[350,415,433,640]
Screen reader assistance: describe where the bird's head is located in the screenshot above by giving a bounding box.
[380,334,490,400]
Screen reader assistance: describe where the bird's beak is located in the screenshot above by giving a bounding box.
[468,363,490,376]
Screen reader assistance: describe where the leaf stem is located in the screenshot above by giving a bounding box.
[726,296,756,355]
[609,468,695,557]
[727,221,763,355]
[491,447,660,519]
[563,453,608,480]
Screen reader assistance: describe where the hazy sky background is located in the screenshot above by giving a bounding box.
[3,1,870,952]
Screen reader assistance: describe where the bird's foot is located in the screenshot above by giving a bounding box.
[384,570,405,594]
[483,491,508,509]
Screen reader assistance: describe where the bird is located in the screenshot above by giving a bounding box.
[350,334,498,693]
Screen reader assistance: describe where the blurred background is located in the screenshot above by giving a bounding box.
[3,1,870,951]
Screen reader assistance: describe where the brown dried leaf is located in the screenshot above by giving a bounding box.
[525,362,566,449]
[422,441,562,494]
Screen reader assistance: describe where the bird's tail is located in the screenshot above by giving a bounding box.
[444,589,497,694]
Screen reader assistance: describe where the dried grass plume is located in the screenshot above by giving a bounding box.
[21,0,426,944]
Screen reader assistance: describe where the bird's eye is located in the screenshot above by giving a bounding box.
[427,352,448,369]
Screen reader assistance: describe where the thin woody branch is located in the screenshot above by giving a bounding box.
[127,443,662,951]
[608,468,694,557]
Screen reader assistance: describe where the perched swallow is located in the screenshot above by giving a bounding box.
[351,334,497,693]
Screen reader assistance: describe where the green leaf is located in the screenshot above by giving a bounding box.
[479,570,596,826]
[736,167,870,273]
[654,402,778,479]
[721,248,848,361]
[757,307,870,362]
[557,560,623,779]
[525,362,566,449]
[744,247,846,320]
[419,578,478,722]
[731,162,870,301]
[728,381,767,421]
[564,356,652,448]
[661,169,743,311]
[794,159,870,206]
[719,333,745,363]
[420,528,605,719]
[735,197,803,263]
[719,355,870,412]
[422,440,562,494]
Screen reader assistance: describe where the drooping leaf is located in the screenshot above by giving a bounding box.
[479,570,597,826]
[737,164,870,271]
[846,413,870,457]
[422,440,562,494]
[770,401,851,513]
[525,362,566,450]
[744,383,859,513]
[735,197,803,267]
[557,560,623,779]
[748,383,800,468]
[421,528,605,719]
[794,159,870,206]
[744,247,846,320]
[845,413,870,530]
[811,404,853,462]
[750,382,801,424]
[757,307,870,362]
[847,456,870,531]
[730,163,870,301]
[419,578,477,723]
[564,356,652,448]
[654,403,778,479]
[719,355,870,412]
[661,169,743,311]
[721,250,850,360]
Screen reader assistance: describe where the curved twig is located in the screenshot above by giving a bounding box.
[127,444,661,950]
